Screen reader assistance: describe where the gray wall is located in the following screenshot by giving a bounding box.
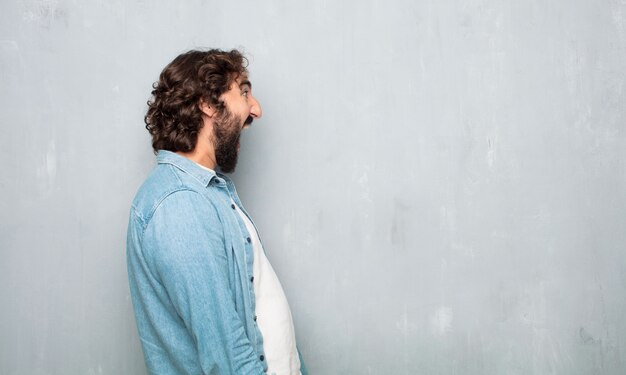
[1,0,625,374]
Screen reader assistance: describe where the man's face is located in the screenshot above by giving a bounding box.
[213,75,262,173]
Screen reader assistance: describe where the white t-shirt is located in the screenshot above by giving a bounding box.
[233,201,301,375]
[195,163,301,374]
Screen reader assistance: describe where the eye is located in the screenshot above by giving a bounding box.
[241,88,249,98]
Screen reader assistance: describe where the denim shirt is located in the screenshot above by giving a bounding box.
[127,150,305,375]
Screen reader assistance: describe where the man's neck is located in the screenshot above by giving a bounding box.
[177,146,217,170]
[176,131,217,170]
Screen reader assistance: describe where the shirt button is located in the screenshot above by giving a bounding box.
[260,355,265,361]
[254,315,257,322]
[231,204,236,209]
[250,276,254,283]
[246,237,251,243]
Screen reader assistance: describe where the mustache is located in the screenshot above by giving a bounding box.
[244,115,254,126]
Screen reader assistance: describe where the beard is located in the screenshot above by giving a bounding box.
[212,108,243,173]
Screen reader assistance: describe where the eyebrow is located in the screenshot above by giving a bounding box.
[239,79,252,89]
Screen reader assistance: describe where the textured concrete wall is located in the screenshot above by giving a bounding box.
[1,0,625,374]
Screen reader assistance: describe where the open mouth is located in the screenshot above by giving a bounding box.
[243,115,254,127]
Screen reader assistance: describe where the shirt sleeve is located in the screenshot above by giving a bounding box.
[144,190,265,375]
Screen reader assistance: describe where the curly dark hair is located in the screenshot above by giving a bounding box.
[144,49,248,153]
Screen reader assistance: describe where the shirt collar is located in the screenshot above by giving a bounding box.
[156,150,225,187]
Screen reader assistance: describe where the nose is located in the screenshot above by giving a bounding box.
[249,95,262,119]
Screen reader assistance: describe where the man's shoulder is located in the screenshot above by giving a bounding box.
[130,163,209,225]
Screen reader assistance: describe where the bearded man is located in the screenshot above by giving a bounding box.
[126,49,306,375]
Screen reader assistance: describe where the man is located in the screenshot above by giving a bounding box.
[127,49,305,375]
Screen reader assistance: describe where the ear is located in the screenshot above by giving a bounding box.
[199,100,216,118]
